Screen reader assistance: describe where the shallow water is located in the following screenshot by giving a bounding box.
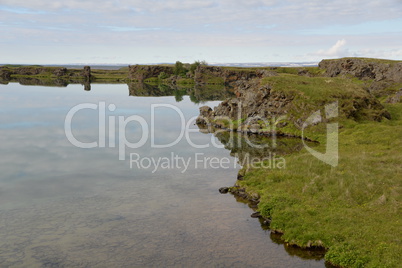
[0,83,326,267]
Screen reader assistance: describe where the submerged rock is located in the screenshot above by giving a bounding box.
[219,187,230,194]
[250,211,261,218]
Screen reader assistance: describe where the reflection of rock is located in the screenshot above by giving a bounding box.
[198,125,309,166]
[191,84,234,103]
[0,78,9,85]
[0,67,12,80]
[215,130,306,164]
[269,233,326,260]
[16,78,70,87]
[128,82,176,97]
[83,81,91,91]
[128,82,235,103]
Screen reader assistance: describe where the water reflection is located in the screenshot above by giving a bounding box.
[1,77,235,104]
[128,82,235,104]
[203,129,307,162]
[0,83,326,267]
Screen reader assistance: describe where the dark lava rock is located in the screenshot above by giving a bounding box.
[250,211,261,218]
[263,219,271,225]
[319,58,402,83]
[53,67,67,77]
[82,66,91,80]
[129,65,173,82]
[219,187,230,194]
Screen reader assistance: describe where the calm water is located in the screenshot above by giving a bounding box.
[0,83,326,267]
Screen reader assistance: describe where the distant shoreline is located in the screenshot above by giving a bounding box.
[0,62,319,69]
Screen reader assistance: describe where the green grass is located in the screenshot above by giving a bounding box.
[198,74,225,85]
[176,78,195,85]
[237,103,402,267]
[143,77,159,83]
[261,74,388,125]
[261,74,367,103]
[91,69,128,81]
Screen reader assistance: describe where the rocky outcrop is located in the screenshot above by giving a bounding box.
[127,64,277,85]
[0,66,100,89]
[212,79,289,120]
[197,58,399,133]
[196,78,295,133]
[319,58,402,100]
[0,66,94,79]
[81,66,91,80]
[0,66,70,77]
[128,65,173,82]
[193,66,226,84]
[319,58,402,82]
[194,65,276,85]
[197,75,391,136]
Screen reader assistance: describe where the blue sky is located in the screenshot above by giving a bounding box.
[0,0,401,64]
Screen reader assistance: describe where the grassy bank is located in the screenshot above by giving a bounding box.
[237,102,401,267]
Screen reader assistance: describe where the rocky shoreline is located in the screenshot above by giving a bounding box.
[2,58,402,105]
[218,183,331,264]
[203,58,402,268]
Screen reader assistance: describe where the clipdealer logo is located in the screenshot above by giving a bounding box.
[64,101,338,171]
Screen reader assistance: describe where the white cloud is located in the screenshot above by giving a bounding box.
[1,1,402,63]
[313,39,349,58]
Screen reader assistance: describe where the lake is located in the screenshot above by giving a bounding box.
[0,82,327,267]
